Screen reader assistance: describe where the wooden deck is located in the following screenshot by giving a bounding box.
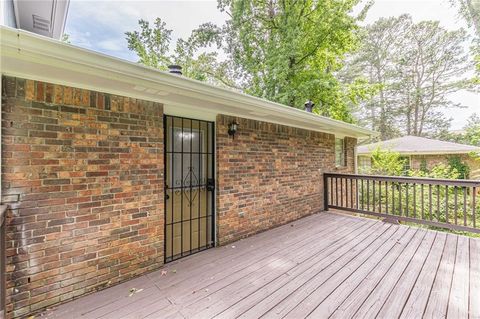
[43,212,480,319]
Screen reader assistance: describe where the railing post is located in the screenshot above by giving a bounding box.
[324,174,329,211]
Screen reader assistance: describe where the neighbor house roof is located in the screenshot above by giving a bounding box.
[357,136,480,155]
[0,26,376,139]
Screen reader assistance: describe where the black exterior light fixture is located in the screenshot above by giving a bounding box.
[168,65,182,75]
[228,121,239,139]
[304,100,315,113]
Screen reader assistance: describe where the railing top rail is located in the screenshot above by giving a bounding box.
[324,172,480,187]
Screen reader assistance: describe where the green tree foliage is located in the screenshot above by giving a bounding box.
[409,163,461,180]
[360,155,480,234]
[437,113,480,146]
[369,148,406,176]
[125,19,235,87]
[217,0,362,121]
[125,0,372,122]
[61,33,71,43]
[464,113,480,146]
[344,15,474,139]
[450,0,480,37]
[447,156,470,179]
[449,0,480,82]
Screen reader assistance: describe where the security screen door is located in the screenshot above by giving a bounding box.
[164,115,215,262]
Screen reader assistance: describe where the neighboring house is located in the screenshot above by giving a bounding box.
[0,27,374,318]
[357,136,480,179]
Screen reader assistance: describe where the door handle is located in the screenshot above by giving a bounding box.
[206,178,215,192]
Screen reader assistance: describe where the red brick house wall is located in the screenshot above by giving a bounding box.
[410,154,480,179]
[1,76,164,318]
[216,115,356,244]
[1,76,357,318]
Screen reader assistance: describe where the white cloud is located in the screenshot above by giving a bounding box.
[68,30,93,48]
[97,39,124,51]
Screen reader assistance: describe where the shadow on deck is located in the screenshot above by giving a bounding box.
[42,212,479,319]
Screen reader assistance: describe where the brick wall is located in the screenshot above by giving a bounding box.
[216,115,356,244]
[411,154,480,179]
[1,76,164,318]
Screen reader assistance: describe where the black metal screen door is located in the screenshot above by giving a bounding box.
[164,115,215,262]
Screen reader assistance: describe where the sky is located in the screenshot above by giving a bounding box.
[64,0,479,130]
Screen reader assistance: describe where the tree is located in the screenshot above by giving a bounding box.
[450,0,480,83]
[344,15,473,139]
[125,0,370,122]
[437,113,480,146]
[398,20,471,136]
[344,15,410,139]
[125,19,234,87]
[369,148,406,176]
[464,113,480,145]
[450,0,480,37]
[217,0,363,121]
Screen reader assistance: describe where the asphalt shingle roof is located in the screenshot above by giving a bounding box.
[357,136,480,155]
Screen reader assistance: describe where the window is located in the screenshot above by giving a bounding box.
[169,126,205,188]
[335,138,346,167]
[358,156,372,173]
[399,156,411,175]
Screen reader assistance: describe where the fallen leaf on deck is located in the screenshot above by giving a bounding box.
[161,270,168,276]
[128,288,144,297]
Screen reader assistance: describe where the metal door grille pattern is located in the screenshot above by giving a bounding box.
[164,115,215,262]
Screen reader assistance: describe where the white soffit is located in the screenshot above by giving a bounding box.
[0,27,377,139]
[13,0,69,39]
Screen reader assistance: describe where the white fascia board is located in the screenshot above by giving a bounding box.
[1,27,377,139]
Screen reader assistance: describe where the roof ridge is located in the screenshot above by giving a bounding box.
[357,135,480,155]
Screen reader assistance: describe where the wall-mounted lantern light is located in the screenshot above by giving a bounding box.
[228,121,239,139]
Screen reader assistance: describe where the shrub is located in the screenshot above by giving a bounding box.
[447,156,469,179]
[370,148,406,176]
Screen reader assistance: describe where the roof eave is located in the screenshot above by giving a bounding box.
[0,26,376,139]
[357,150,480,156]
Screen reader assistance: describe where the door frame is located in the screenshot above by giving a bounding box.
[163,114,216,263]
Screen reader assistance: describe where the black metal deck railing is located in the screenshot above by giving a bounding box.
[324,173,480,233]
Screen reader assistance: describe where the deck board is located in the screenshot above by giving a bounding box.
[447,235,470,319]
[351,229,436,319]
[330,228,428,319]
[218,220,379,319]
[470,238,480,319]
[423,234,458,319]
[43,212,478,319]
[286,226,411,318]
[306,227,419,318]
[398,231,447,319]
[181,220,373,318]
